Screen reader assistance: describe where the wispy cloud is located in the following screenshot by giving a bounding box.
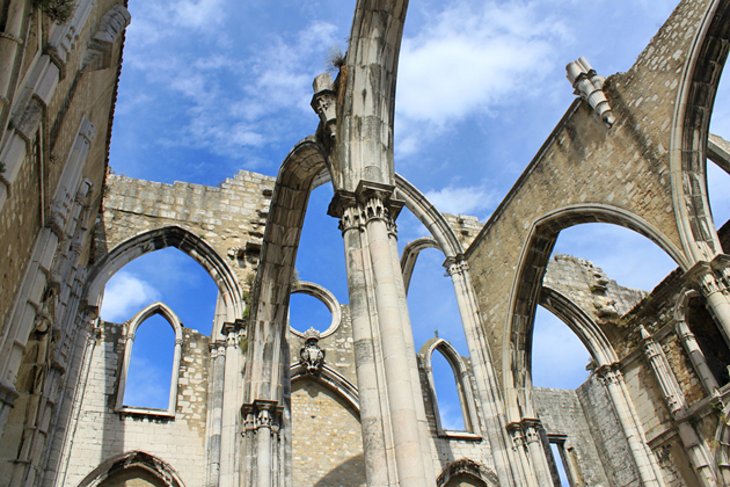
[100,271,161,322]
[396,0,568,154]
[424,183,498,216]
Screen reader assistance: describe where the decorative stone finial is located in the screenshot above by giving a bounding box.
[566,57,615,128]
[311,73,337,140]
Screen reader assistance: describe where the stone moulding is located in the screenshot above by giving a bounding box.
[288,280,342,338]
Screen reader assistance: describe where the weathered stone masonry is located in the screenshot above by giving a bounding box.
[2,0,730,486]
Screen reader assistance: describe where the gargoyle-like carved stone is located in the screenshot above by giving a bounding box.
[299,328,325,375]
[311,73,337,140]
[82,5,131,72]
[566,57,615,128]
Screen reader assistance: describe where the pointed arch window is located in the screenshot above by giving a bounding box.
[420,338,480,438]
[115,302,183,417]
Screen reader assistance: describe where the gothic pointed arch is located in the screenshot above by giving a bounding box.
[290,362,360,416]
[401,236,440,293]
[115,302,183,415]
[505,203,686,417]
[84,225,243,326]
[420,338,480,436]
[539,286,618,367]
[669,0,730,262]
[436,459,498,487]
[77,450,185,487]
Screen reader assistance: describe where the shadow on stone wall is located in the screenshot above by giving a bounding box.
[314,454,366,487]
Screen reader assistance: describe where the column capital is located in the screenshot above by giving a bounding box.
[241,399,284,433]
[685,260,727,296]
[444,255,469,276]
[328,181,404,233]
[594,362,623,385]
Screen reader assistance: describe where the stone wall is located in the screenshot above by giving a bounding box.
[98,170,275,291]
[533,387,610,487]
[60,321,209,486]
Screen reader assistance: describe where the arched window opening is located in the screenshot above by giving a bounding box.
[289,291,333,335]
[548,437,578,487]
[421,339,479,437]
[122,313,175,410]
[99,466,167,487]
[432,350,466,431]
[116,303,183,415]
[400,209,468,354]
[687,296,730,387]
[100,247,217,336]
[532,306,590,389]
[444,473,487,487]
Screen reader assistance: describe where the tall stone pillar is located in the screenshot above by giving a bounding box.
[595,364,666,486]
[220,321,245,487]
[206,340,226,486]
[240,400,283,487]
[446,258,520,486]
[639,327,717,486]
[330,183,432,487]
[688,260,730,346]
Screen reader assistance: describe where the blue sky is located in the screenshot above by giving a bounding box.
[100,0,730,431]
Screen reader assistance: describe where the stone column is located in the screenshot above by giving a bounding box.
[595,364,666,486]
[206,340,227,486]
[241,400,283,487]
[330,183,432,487]
[522,419,556,487]
[688,261,730,346]
[639,327,717,487]
[446,258,521,486]
[674,320,719,394]
[506,422,538,487]
[336,201,394,486]
[220,322,245,487]
[387,215,437,486]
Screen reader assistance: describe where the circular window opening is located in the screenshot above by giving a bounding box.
[289,292,333,335]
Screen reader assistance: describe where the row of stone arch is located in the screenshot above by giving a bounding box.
[77,449,495,487]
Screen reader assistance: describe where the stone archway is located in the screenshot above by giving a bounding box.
[77,451,185,487]
[670,0,730,262]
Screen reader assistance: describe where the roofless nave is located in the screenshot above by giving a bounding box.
[1,0,730,485]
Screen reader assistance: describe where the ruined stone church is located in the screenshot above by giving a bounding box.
[1,0,730,485]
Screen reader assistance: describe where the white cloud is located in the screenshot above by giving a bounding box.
[100,271,161,322]
[424,183,497,216]
[397,1,567,127]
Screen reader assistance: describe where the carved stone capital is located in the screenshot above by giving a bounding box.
[685,261,725,296]
[445,256,469,277]
[506,422,526,449]
[521,419,544,444]
[241,400,283,433]
[595,363,623,386]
